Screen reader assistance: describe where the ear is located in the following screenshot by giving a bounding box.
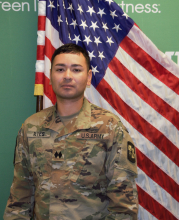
[49,69,52,85]
[87,69,92,86]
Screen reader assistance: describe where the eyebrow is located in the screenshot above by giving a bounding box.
[55,64,83,67]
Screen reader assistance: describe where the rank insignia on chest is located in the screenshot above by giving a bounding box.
[54,151,62,158]
[127,141,136,163]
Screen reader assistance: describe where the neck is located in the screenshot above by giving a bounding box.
[56,96,84,116]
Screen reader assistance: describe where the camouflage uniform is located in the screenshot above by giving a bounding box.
[4,98,138,220]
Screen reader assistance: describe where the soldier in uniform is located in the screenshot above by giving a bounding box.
[4,43,138,220]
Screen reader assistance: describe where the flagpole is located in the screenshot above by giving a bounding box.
[36,95,43,112]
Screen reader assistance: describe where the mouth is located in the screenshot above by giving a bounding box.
[61,84,74,88]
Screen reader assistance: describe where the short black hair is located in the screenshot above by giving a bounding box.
[51,43,90,71]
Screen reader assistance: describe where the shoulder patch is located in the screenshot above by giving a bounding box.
[127,141,136,163]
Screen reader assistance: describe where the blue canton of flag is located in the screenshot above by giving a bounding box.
[46,0,134,87]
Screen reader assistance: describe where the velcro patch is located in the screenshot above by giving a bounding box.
[27,131,51,138]
[127,141,136,163]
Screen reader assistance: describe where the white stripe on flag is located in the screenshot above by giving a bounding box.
[43,94,53,109]
[44,56,51,79]
[37,31,45,46]
[36,60,45,73]
[38,1,46,16]
[46,18,61,49]
[138,205,158,220]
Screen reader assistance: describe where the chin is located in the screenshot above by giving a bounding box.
[56,93,84,100]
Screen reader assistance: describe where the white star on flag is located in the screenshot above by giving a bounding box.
[97,8,106,18]
[77,4,83,14]
[67,3,74,13]
[105,0,113,5]
[88,51,96,61]
[72,35,81,44]
[112,23,122,32]
[57,15,63,26]
[122,12,129,19]
[98,51,105,60]
[83,35,92,45]
[106,36,114,46]
[102,22,109,32]
[110,10,118,19]
[90,21,99,31]
[70,19,78,29]
[80,20,88,30]
[48,1,55,10]
[91,66,99,75]
[86,6,96,16]
[94,36,102,46]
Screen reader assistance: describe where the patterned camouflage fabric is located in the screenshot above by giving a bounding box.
[4,98,138,220]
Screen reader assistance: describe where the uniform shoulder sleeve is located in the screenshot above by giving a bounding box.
[105,120,138,219]
[115,121,137,176]
[4,125,35,219]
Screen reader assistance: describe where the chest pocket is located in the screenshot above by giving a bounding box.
[68,139,107,188]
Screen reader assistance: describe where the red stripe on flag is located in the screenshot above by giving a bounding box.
[136,148,179,202]
[38,16,46,31]
[36,45,45,60]
[44,75,56,105]
[96,79,179,166]
[45,37,56,62]
[137,185,178,220]
[109,57,179,130]
[43,38,56,104]
[35,72,44,84]
[121,36,179,95]
[134,23,140,29]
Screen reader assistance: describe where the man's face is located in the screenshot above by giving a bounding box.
[50,52,92,101]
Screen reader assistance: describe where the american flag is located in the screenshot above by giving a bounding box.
[35,0,179,219]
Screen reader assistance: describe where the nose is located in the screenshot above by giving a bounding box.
[63,69,72,80]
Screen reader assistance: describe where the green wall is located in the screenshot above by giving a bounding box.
[0,0,178,217]
[0,1,37,216]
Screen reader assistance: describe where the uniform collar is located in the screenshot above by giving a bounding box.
[41,98,91,137]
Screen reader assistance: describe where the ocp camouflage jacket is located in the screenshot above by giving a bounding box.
[4,98,138,220]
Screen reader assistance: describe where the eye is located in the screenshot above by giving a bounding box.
[56,68,64,72]
[73,68,81,72]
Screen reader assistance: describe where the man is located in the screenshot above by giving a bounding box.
[4,43,138,220]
